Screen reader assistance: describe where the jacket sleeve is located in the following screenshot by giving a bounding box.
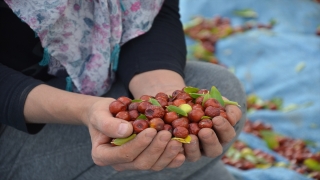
[0,64,45,134]
[117,0,187,89]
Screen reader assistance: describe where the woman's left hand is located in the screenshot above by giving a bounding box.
[183,98,242,162]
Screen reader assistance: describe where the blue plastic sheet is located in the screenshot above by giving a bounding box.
[180,0,320,179]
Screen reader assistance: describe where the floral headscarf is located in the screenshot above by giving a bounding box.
[5,0,164,96]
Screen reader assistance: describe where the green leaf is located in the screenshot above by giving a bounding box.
[270,98,283,108]
[274,162,288,168]
[234,9,258,18]
[244,154,258,164]
[166,105,187,116]
[247,94,258,104]
[202,93,211,106]
[224,100,241,107]
[131,99,143,103]
[255,163,272,169]
[111,134,137,146]
[231,151,242,161]
[256,157,268,164]
[269,18,277,26]
[183,16,203,31]
[149,98,161,106]
[304,140,317,147]
[295,62,306,73]
[137,114,147,120]
[281,104,299,113]
[201,116,211,119]
[226,147,236,157]
[189,93,204,99]
[240,147,254,156]
[192,43,213,58]
[303,158,320,171]
[260,130,279,149]
[209,86,225,106]
[183,86,200,93]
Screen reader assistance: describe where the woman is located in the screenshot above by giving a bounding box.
[0,0,246,179]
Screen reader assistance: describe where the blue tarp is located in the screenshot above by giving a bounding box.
[180,0,320,179]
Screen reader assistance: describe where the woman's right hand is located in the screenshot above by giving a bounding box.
[85,98,185,171]
[23,84,185,171]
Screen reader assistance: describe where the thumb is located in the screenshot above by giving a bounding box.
[94,117,133,139]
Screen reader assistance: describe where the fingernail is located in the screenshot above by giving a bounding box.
[202,131,213,139]
[228,112,235,120]
[190,139,198,145]
[213,117,225,127]
[118,123,129,136]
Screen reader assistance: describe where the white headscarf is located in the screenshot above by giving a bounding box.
[5,0,164,95]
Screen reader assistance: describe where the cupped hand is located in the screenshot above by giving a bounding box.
[85,98,185,171]
[183,97,242,162]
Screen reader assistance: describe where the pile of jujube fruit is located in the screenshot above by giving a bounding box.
[108,86,239,145]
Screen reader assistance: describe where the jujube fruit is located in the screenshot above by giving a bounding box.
[173,99,186,107]
[137,101,152,113]
[220,110,228,119]
[173,126,189,138]
[172,117,189,129]
[195,96,204,105]
[164,111,179,124]
[172,90,182,99]
[204,98,221,109]
[145,105,165,119]
[133,119,149,134]
[176,92,193,102]
[140,95,152,101]
[109,85,239,146]
[128,102,139,111]
[155,92,169,101]
[115,111,131,121]
[109,100,126,115]
[149,118,165,131]
[155,97,168,108]
[163,124,173,134]
[189,123,201,135]
[192,104,204,111]
[117,96,132,106]
[204,106,220,118]
[129,110,139,120]
[199,119,213,129]
[188,109,205,123]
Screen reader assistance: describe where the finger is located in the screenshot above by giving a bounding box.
[94,117,133,138]
[151,139,183,171]
[179,146,185,154]
[183,134,202,162]
[166,153,186,168]
[211,116,236,145]
[113,130,173,171]
[197,128,223,158]
[93,128,157,166]
[113,149,186,171]
[89,124,112,146]
[225,105,242,126]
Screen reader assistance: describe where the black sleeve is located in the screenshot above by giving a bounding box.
[0,64,45,134]
[0,2,65,134]
[117,0,187,89]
